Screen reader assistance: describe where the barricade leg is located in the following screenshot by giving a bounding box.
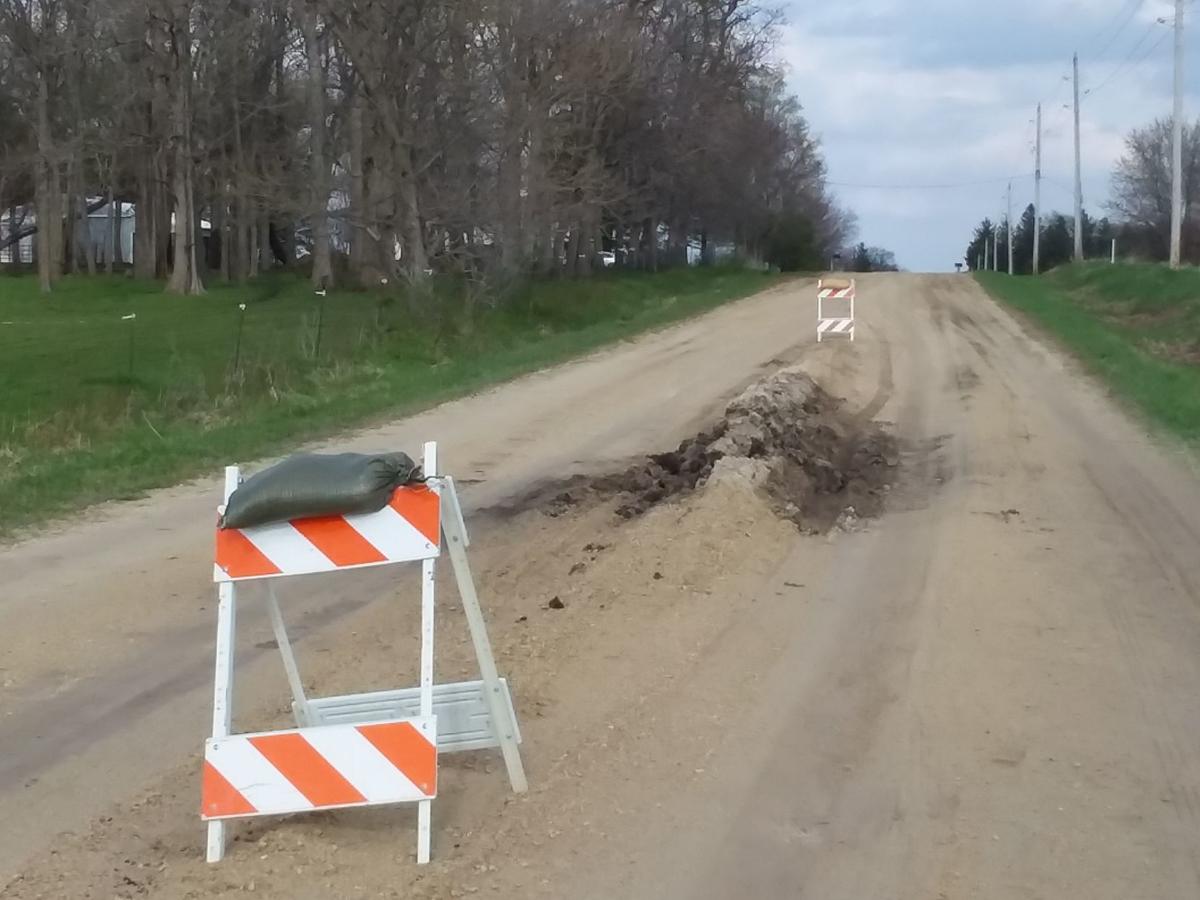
[207,469,241,863]
[415,554,436,864]
[442,482,528,794]
[265,584,311,726]
[416,443,439,864]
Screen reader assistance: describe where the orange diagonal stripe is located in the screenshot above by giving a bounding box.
[201,760,257,819]
[215,527,282,579]
[249,733,366,808]
[290,515,388,567]
[388,486,440,546]
[357,721,437,796]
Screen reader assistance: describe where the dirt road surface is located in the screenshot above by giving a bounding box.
[4,274,1200,899]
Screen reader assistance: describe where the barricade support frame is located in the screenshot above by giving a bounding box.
[203,442,526,865]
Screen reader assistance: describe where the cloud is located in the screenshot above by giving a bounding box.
[778,1,1190,270]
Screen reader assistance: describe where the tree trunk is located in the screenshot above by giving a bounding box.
[247,209,260,278]
[166,153,203,294]
[132,147,170,281]
[194,198,207,275]
[214,189,230,280]
[107,191,118,273]
[349,93,368,286]
[259,215,272,271]
[63,158,76,273]
[134,165,157,279]
[239,215,254,279]
[165,7,204,295]
[80,193,97,275]
[497,119,523,275]
[280,223,296,266]
[35,73,61,293]
[565,226,582,278]
[232,74,250,280]
[300,5,333,289]
[395,143,428,280]
[671,217,689,267]
[153,151,171,278]
[645,217,658,272]
[542,222,558,276]
[7,205,17,263]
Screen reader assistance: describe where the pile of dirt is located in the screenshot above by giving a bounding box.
[612,369,897,529]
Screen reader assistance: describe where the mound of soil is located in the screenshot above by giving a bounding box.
[614,369,897,529]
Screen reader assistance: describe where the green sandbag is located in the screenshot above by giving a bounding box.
[220,451,422,529]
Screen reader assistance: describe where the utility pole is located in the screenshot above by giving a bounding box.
[994,221,1000,271]
[1073,53,1084,261]
[1007,181,1014,275]
[983,236,989,271]
[1034,102,1042,274]
[1171,0,1185,268]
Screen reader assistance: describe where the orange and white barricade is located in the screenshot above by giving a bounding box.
[202,442,527,864]
[817,278,856,342]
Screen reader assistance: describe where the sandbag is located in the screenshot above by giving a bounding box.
[220,451,422,529]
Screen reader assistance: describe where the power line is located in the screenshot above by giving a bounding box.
[1081,0,1142,54]
[1042,176,1078,199]
[1085,21,1171,100]
[1092,0,1148,60]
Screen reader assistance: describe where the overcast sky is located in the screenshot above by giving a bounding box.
[778,0,1192,271]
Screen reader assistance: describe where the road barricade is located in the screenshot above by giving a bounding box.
[817,278,856,341]
[202,442,527,864]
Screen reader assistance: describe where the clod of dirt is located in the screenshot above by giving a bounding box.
[613,369,897,530]
[834,506,861,532]
[546,491,582,517]
[547,596,566,610]
[982,508,1022,524]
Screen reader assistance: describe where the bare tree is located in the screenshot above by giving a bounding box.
[1111,117,1200,261]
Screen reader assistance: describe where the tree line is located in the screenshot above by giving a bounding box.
[0,0,856,296]
[965,115,1200,272]
[966,206,1115,275]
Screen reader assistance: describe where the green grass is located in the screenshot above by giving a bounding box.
[0,266,779,534]
[976,263,1200,442]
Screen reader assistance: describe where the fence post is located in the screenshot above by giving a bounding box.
[313,288,327,359]
[232,303,247,374]
[122,313,137,380]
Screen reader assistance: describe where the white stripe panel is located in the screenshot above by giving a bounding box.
[302,722,433,803]
[818,318,854,333]
[241,521,337,574]
[345,504,439,561]
[206,737,311,815]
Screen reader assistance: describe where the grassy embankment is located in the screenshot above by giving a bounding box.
[0,267,779,534]
[976,263,1200,442]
